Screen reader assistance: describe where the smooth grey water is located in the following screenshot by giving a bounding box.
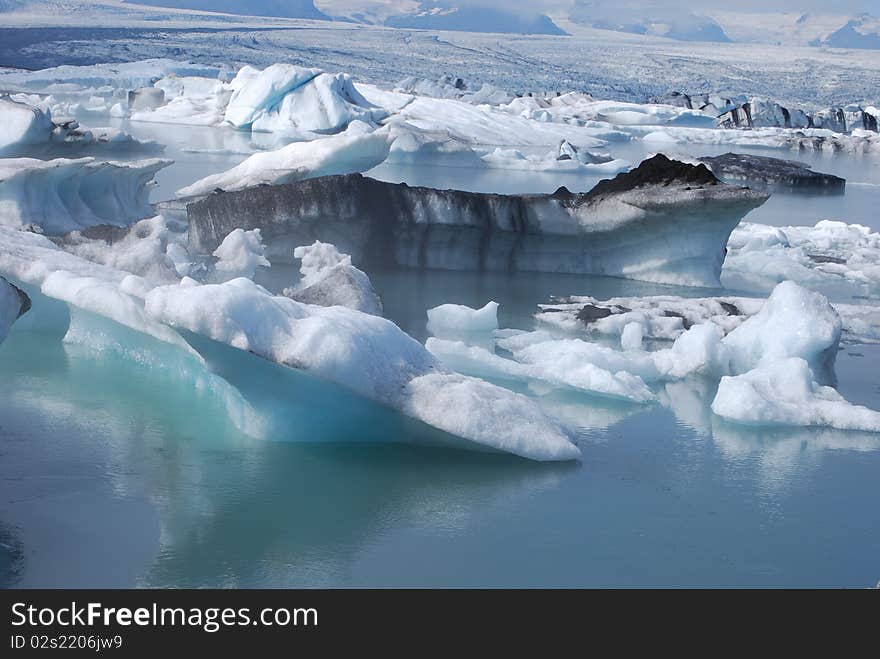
[1,119,879,588]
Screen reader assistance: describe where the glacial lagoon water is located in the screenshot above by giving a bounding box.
[1,120,879,587]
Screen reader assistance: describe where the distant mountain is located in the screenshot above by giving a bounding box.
[384,6,567,36]
[569,4,731,43]
[126,0,330,20]
[820,14,880,49]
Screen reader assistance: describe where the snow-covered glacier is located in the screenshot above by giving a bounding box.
[187,154,768,287]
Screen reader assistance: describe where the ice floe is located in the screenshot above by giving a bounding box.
[60,215,191,283]
[426,301,498,336]
[144,278,578,460]
[429,282,880,433]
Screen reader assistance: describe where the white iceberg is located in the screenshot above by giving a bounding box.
[712,358,880,432]
[0,156,170,234]
[61,215,190,283]
[426,301,498,335]
[176,130,391,197]
[721,280,841,377]
[0,96,54,156]
[212,228,270,280]
[0,227,577,461]
[430,282,880,433]
[144,278,579,461]
[284,241,383,316]
[723,220,880,297]
[223,63,321,129]
[251,72,386,135]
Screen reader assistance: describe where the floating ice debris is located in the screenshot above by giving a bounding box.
[212,229,270,281]
[284,241,383,316]
[723,220,880,297]
[712,358,880,432]
[427,302,499,336]
[433,282,880,432]
[59,215,191,284]
[176,130,392,198]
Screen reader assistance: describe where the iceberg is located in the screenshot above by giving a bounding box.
[721,281,841,379]
[212,228,271,280]
[187,155,768,288]
[60,215,190,283]
[283,241,383,316]
[250,73,387,135]
[223,63,322,129]
[144,278,579,461]
[176,130,392,198]
[698,153,845,192]
[429,282,880,433]
[723,220,880,297]
[0,227,577,461]
[0,156,170,234]
[427,302,499,336]
[0,96,54,157]
[0,275,30,344]
[712,358,880,432]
